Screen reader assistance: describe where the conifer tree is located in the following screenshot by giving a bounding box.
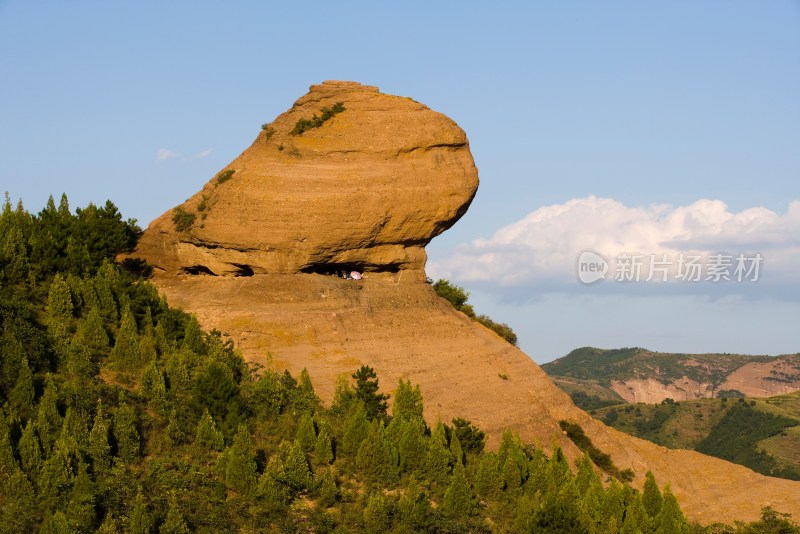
[352,365,389,422]
[393,417,427,475]
[181,318,204,354]
[397,476,432,530]
[9,355,35,420]
[46,274,73,350]
[74,306,109,360]
[36,375,63,455]
[18,419,42,479]
[363,492,391,534]
[473,452,502,499]
[128,488,152,534]
[424,421,452,485]
[296,412,317,452]
[654,485,689,534]
[313,426,334,466]
[315,466,339,508]
[66,460,96,532]
[111,305,140,369]
[449,427,465,467]
[340,402,370,456]
[224,424,258,496]
[160,492,190,534]
[89,401,112,472]
[620,491,651,534]
[0,224,29,284]
[140,358,168,414]
[296,367,320,413]
[194,409,225,451]
[39,511,71,534]
[642,470,663,518]
[392,379,424,423]
[38,439,75,509]
[357,418,399,484]
[442,462,474,518]
[113,401,140,463]
[268,439,313,495]
[0,414,18,476]
[0,469,37,533]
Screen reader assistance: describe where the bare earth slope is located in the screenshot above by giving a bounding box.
[130,81,800,525]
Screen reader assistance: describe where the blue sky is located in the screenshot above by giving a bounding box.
[1,1,798,362]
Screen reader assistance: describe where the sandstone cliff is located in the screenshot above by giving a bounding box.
[129,81,800,525]
[134,80,477,279]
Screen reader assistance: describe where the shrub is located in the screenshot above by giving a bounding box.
[290,102,345,135]
[216,169,235,185]
[171,207,195,232]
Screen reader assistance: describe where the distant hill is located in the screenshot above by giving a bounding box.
[543,348,800,480]
[590,393,800,480]
[542,347,800,405]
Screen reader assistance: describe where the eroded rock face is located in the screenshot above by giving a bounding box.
[133,81,478,279]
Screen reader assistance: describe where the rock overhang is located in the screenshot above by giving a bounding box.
[129,81,479,280]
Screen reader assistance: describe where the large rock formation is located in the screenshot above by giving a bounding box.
[130,81,800,525]
[135,80,478,279]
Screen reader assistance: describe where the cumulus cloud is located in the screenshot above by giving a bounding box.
[430,196,800,290]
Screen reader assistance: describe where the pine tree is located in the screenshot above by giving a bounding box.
[160,492,190,534]
[316,467,339,507]
[442,462,474,518]
[66,460,96,532]
[352,365,389,422]
[113,401,140,463]
[18,419,42,479]
[620,492,651,534]
[424,422,452,485]
[296,367,320,413]
[296,412,317,452]
[111,305,140,369]
[46,273,73,347]
[140,358,168,414]
[473,452,502,499]
[89,401,112,472]
[313,426,334,466]
[74,306,109,360]
[0,223,29,284]
[392,379,424,423]
[9,356,35,420]
[38,439,75,509]
[449,427,465,467]
[181,318,204,354]
[642,470,663,519]
[0,414,19,476]
[397,476,432,530]
[36,375,63,455]
[128,489,152,534]
[39,511,71,534]
[363,492,391,533]
[194,409,225,451]
[654,485,688,534]
[341,402,370,456]
[0,469,37,533]
[392,417,427,475]
[97,512,120,533]
[268,439,313,496]
[498,430,528,491]
[356,418,399,484]
[224,424,258,496]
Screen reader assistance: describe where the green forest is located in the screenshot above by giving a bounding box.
[0,194,796,533]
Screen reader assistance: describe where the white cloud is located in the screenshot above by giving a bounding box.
[190,148,212,159]
[430,196,800,289]
[155,148,180,162]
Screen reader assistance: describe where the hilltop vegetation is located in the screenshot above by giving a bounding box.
[543,347,774,389]
[0,194,795,532]
[433,280,518,346]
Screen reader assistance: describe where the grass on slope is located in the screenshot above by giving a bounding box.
[591,397,800,480]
